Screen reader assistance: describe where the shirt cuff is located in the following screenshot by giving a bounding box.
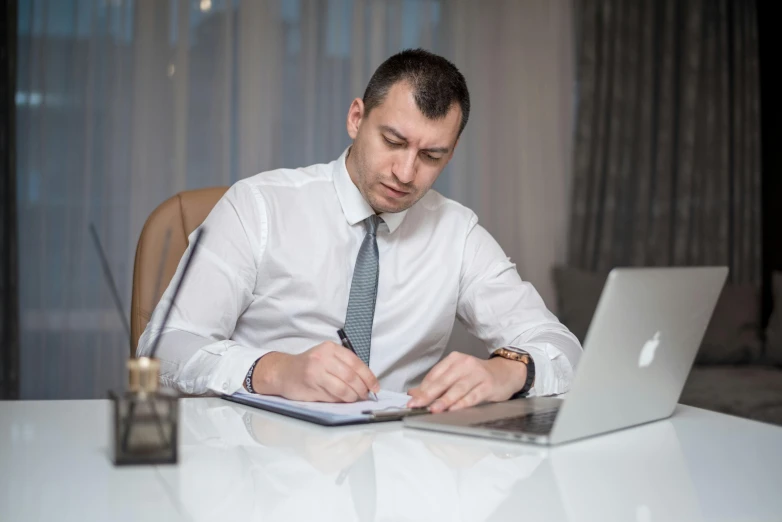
[504,342,574,397]
[204,343,274,395]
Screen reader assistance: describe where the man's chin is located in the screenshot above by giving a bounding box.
[371,196,412,214]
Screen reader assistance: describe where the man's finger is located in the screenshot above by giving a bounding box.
[407,386,422,398]
[325,357,371,400]
[448,383,489,411]
[315,384,345,403]
[429,380,479,413]
[408,364,467,408]
[406,357,458,406]
[419,354,459,389]
[448,384,488,411]
[318,372,360,403]
[332,347,380,393]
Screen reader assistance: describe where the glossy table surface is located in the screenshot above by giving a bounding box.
[2,398,781,522]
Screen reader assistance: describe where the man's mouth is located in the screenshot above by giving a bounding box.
[380,183,409,198]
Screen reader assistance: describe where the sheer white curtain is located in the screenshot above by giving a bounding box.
[442,0,575,355]
[16,0,574,399]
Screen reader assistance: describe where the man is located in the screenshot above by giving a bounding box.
[138,49,582,413]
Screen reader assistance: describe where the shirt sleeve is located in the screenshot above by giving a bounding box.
[136,181,272,396]
[456,216,583,396]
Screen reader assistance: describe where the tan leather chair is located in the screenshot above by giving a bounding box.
[130,187,228,355]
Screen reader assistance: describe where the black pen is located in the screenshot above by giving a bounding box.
[337,328,378,401]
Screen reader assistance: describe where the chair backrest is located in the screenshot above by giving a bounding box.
[130,187,228,355]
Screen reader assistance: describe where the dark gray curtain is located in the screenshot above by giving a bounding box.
[1,0,19,399]
[569,0,762,283]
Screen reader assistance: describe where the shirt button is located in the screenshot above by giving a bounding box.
[222,383,228,391]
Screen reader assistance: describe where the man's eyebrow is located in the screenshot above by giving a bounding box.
[379,125,450,155]
[379,125,407,142]
[421,145,450,154]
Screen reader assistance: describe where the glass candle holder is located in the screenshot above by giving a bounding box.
[110,357,179,465]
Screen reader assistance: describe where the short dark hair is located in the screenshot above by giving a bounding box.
[362,49,471,137]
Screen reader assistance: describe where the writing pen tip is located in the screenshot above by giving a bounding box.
[368,391,379,401]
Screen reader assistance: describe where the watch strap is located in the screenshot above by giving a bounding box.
[491,348,536,398]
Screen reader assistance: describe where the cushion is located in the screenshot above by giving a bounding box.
[680,366,782,426]
[695,283,763,364]
[551,266,608,343]
[765,271,782,365]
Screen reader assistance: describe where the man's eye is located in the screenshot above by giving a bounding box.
[383,137,402,147]
[423,153,440,161]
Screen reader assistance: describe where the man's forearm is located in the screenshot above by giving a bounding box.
[137,327,269,395]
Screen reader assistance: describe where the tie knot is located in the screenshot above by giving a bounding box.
[365,215,383,236]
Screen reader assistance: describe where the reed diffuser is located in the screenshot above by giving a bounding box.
[91,224,204,465]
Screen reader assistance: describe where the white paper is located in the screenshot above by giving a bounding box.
[228,389,411,423]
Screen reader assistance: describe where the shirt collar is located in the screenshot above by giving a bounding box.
[332,147,408,234]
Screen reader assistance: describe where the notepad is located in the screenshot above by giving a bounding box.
[223,389,413,426]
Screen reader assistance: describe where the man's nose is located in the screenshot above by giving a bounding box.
[393,151,417,184]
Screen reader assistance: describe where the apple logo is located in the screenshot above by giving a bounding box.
[638,332,661,368]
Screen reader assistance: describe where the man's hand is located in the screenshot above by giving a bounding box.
[252,342,380,402]
[407,352,527,413]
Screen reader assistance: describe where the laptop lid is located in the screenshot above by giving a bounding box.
[549,267,727,444]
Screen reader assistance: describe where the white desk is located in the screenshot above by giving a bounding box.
[2,398,781,522]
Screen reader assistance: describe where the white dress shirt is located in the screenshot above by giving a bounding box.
[137,148,582,397]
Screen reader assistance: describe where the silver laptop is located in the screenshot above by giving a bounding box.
[405,267,728,445]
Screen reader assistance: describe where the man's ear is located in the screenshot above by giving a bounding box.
[346,98,365,140]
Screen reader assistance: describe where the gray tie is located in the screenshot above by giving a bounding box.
[343,215,383,365]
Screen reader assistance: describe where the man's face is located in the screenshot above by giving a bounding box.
[345,81,462,214]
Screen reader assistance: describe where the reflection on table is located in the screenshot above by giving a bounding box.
[157,399,705,522]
